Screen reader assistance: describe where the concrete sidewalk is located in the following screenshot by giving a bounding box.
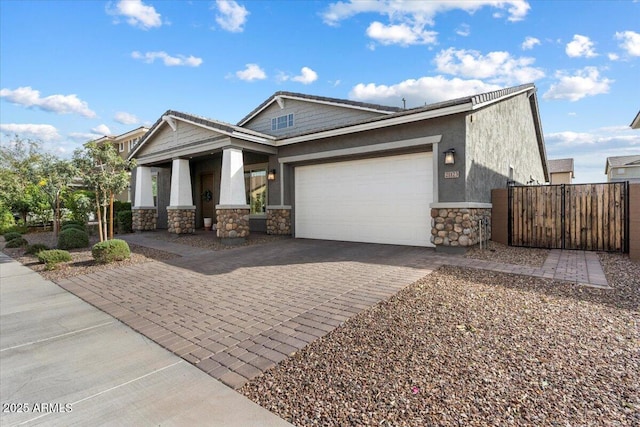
[0,253,292,427]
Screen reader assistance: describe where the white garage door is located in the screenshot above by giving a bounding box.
[295,152,433,247]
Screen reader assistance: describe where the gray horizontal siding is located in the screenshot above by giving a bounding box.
[242,99,386,137]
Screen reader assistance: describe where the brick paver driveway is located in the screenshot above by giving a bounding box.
[58,239,443,388]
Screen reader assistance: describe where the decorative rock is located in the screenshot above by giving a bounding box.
[167,208,195,234]
[132,208,157,231]
[217,208,250,239]
[430,207,491,249]
[266,208,291,235]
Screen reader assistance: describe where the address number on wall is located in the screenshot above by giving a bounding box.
[444,171,460,179]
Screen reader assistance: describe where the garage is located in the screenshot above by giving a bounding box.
[294,152,434,247]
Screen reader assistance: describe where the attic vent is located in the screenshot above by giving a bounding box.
[271,113,294,131]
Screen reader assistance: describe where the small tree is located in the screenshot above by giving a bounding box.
[74,142,135,241]
[36,154,77,240]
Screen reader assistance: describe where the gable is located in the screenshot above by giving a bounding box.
[135,120,227,160]
[241,97,390,138]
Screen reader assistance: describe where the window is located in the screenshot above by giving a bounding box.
[271,113,294,131]
[118,142,124,152]
[128,139,133,151]
[244,166,267,215]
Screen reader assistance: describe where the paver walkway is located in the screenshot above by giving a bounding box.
[55,236,610,390]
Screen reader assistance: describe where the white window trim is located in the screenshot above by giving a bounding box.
[271,113,294,131]
[118,142,124,152]
[244,162,269,218]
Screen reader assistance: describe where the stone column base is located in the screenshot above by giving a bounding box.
[266,206,291,235]
[132,207,157,231]
[167,206,195,234]
[430,206,492,250]
[216,205,250,239]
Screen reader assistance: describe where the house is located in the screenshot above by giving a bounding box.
[128,83,548,251]
[547,158,574,184]
[631,110,640,130]
[88,126,149,201]
[605,155,640,184]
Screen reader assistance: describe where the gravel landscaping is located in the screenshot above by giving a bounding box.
[243,253,639,426]
[145,229,290,251]
[1,232,177,282]
[465,240,549,267]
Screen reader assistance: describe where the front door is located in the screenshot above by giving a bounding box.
[201,173,215,225]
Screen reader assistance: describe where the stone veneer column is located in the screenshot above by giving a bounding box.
[430,207,492,249]
[167,158,196,234]
[216,148,250,241]
[132,207,157,231]
[266,206,292,235]
[132,166,157,232]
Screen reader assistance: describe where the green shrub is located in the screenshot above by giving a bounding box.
[116,210,132,234]
[26,243,49,255]
[92,239,131,264]
[5,237,28,248]
[0,208,16,234]
[61,223,86,233]
[57,228,89,250]
[61,220,85,228]
[63,191,94,224]
[3,231,22,242]
[37,249,72,270]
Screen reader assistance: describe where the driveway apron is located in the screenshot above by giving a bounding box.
[56,239,443,389]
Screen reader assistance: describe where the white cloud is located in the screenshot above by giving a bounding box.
[0,123,61,141]
[114,111,139,125]
[131,51,203,67]
[608,52,620,61]
[291,67,319,84]
[323,1,529,46]
[615,30,640,56]
[545,126,640,183]
[323,0,530,25]
[68,132,104,142]
[521,36,540,50]
[350,75,501,107]
[108,0,162,30]
[235,63,266,81]
[91,124,112,136]
[434,48,544,85]
[366,21,437,46]
[543,67,612,101]
[566,34,597,58]
[456,24,470,37]
[214,0,249,32]
[0,86,96,118]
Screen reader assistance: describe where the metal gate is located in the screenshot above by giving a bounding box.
[508,182,628,252]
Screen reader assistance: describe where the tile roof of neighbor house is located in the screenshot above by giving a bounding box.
[548,158,574,175]
[129,83,546,180]
[605,155,640,173]
[631,110,640,129]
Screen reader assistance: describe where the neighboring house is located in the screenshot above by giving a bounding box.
[631,110,640,130]
[88,126,149,202]
[128,83,548,251]
[605,155,640,184]
[547,158,574,184]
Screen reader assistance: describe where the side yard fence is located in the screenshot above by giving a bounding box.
[492,183,639,261]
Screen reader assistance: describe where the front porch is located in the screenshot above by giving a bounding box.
[129,112,291,240]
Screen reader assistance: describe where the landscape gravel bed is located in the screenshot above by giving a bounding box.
[144,229,290,250]
[465,240,549,267]
[1,232,178,282]
[242,254,639,426]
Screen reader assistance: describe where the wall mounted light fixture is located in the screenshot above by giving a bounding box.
[267,169,277,181]
[444,148,456,165]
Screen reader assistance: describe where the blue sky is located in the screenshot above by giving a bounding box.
[1,0,638,183]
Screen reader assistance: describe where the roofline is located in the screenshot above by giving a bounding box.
[128,111,275,160]
[631,110,640,129]
[276,84,535,147]
[237,91,402,126]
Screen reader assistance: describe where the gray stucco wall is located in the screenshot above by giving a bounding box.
[242,98,387,138]
[465,93,546,203]
[275,114,467,204]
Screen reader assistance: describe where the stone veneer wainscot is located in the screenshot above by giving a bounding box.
[167,206,195,234]
[216,208,250,239]
[266,206,292,235]
[132,207,157,231]
[430,208,491,247]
